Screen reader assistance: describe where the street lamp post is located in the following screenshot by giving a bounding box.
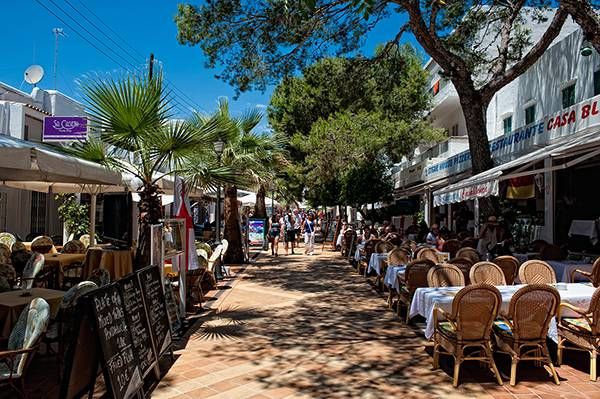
[213,138,225,245]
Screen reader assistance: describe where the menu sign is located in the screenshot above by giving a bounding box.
[117,274,158,377]
[88,284,142,399]
[138,266,172,355]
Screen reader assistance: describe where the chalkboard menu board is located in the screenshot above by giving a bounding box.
[163,280,181,334]
[88,284,143,399]
[326,220,337,242]
[138,266,172,356]
[117,274,158,377]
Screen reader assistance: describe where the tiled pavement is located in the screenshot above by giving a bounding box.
[151,248,600,399]
[7,247,600,398]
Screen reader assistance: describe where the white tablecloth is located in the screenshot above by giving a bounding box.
[354,244,364,261]
[409,283,596,341]
[513,252,540,264]
[367,253,388,276]
[546,260,593,283]
[384,265,406,292]
[569,220,598,245]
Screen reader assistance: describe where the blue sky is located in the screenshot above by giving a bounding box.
[1,1,422,128]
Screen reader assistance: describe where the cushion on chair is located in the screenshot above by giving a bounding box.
[437,321,457,340]
[493,320,513,337]
[561,317,592,334]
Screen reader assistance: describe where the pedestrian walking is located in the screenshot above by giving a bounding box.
[303,213,316,255]
[283,211,296,255]
[268,214,281,256]
[293,209,302,248]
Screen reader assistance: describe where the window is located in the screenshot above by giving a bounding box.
[525,104,536,125]
[503,116,512,135]
[30,192,47,234]
[450,124,459,136]
[594,70,600,96]
[562,84,575,109]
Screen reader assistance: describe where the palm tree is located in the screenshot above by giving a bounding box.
[196,98,287,263]
[68,73,239,268]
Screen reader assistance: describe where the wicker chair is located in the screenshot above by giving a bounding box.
[0,233,16,250]
[30,236,54,254]
[397,259,435,322]
[61,240,85,254]
[456,247,481,264]
[78,234,91,248]
[470,262,506,285]
[571,257,600,287]
[427,264,465,287]
[386,248,411,308]
[0,245,11,267]
[448,257,474,285]
[416,247,439,263]
[0,264,16,289]
[441,239,461,259]
[61,247,103,290]
[401,240,417,254]
[493,256,519,285]
[359,239,380,275]
[0,298,50,398]
[375,240,394,254]
[493,284,561,386]
[518,260,557,284]
[19,253,45,289]
[557,287,600,380]
[433,285,503,387]
[540,244,565,261]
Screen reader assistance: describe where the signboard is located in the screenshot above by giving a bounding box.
[87,284,143,399]
[248,218,267,247]
[42,116,87,141]
[433,179,499,207]
[424,94,600,182]
[117,274,158,378]
[138,266,172,356]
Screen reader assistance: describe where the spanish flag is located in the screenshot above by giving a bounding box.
[506,176,535,199]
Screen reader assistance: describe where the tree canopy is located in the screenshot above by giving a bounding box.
[267,45,443,209]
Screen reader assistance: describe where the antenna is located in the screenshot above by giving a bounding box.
[52,27,67,90]
[24,65,45,87]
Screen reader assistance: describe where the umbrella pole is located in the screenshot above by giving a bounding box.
[89,193,97,246]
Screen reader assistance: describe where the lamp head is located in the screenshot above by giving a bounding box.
[581,38,594,57]
[213,138,225,155]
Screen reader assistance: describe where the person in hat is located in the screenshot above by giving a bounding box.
[477,215,506,256]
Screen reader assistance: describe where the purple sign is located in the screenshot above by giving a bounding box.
[42,116,88,141]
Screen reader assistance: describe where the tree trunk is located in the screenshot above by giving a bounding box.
[134,182,163,270]
[456,87,498,217]
[223,184,244,264]
[562,0,600,53]
[254,184,267,218]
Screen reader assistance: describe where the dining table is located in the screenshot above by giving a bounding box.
[43,253,86,287]
[384,265,406,292]
[98,248,133,280]
[0,288,65,336]
[23,242,58,254]
[366,252,388,276]
[546,260,594,283]
[409,283,596,341]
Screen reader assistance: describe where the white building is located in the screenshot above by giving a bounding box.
[394,21,600,249]
[0,82,85,239]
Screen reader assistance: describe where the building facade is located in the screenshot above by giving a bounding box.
[394,23,600,249]
[0,82,85,239]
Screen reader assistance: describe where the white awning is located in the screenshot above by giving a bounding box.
[433,130,600,206]
[0,134,121,186]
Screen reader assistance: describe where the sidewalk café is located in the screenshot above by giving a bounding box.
[414,94,600,252]
[0,135,221,398]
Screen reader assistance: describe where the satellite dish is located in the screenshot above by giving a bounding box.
[24,65,45,86]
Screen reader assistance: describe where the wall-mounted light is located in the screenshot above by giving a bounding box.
[581,36,594,57]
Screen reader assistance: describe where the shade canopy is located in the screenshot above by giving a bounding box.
[433,130,600,206]
[0,134,122,185]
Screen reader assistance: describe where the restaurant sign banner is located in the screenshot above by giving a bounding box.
[425,94,600,182]
[42,116,87,141]
[433,179,498,207]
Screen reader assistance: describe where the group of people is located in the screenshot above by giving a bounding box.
[268,209,317,256]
